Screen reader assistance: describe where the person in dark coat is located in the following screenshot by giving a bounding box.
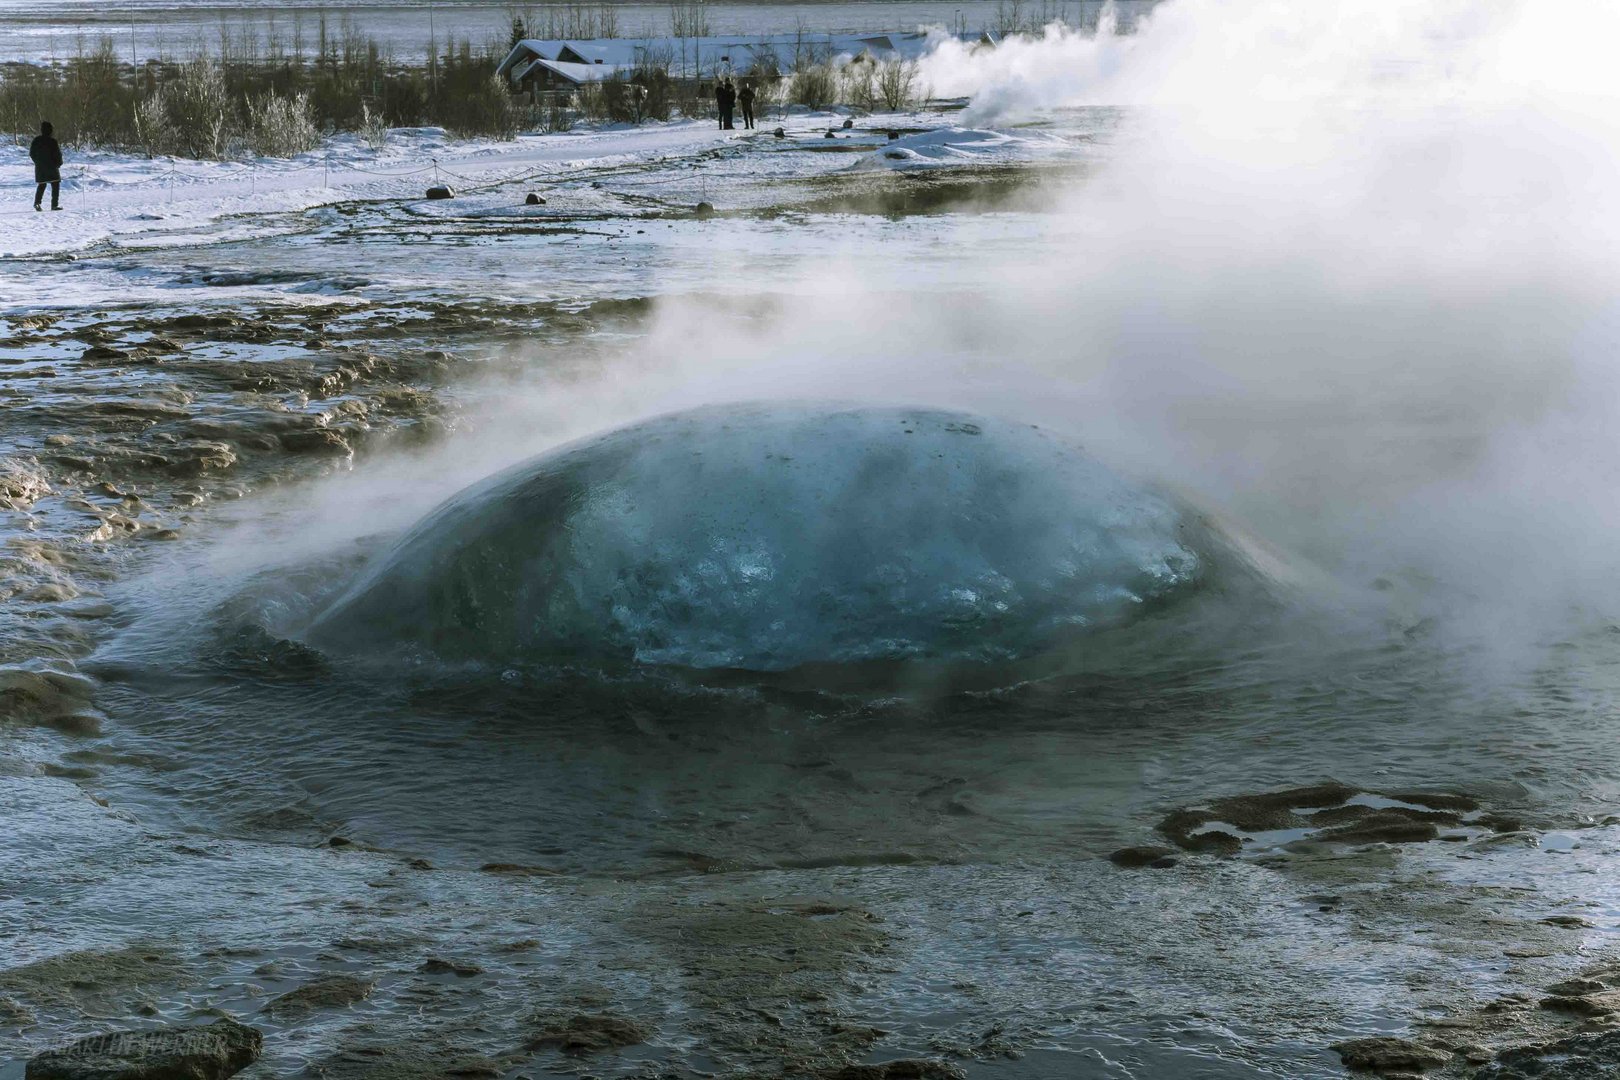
[738,79,756,130]
[30,121,62,211]
[716,79,736,130]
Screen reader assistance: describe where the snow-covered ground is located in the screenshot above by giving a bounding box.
[4,123,725,259]
[1,113,1082,262]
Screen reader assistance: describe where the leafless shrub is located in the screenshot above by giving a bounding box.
[788,64,836,108]
[359,101,388,149]
[156,57,232,158]
[576,76,637,123]
[529,93,572,132]
[246,89,319,156]
[441,71,518,138]
[132,93,169,157]
[620,46,673,120]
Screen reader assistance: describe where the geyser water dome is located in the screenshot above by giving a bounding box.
[309,404,1209,671]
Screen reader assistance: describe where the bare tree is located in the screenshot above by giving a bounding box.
[840,56,876,112]
[669,0,710,79]
[875,58,918,111]
[992,0,1027,37]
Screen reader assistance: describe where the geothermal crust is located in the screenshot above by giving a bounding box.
[309,403,1205,670]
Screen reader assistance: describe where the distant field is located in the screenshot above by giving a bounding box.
[0,0,1151,64]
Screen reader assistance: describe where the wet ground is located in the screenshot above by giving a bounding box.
[5,108,1620,1080]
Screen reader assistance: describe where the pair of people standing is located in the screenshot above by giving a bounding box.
[30,121,62,211]
[714,79,756,131]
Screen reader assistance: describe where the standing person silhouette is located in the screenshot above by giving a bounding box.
[738,79,756,130]
[30,121,62,211]
[716,78,736,130]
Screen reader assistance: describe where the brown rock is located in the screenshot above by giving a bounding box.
[1331,1036,1451,1073]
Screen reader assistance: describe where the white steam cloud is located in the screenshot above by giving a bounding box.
[633,0,1620,653]
[228,0,1620,669]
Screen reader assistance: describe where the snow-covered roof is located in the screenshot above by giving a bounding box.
[517,57,631,85]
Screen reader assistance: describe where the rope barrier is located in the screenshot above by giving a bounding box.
[13,116,864,182]
[344,162,439,177]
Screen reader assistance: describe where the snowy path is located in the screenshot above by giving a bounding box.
[0,122,742,260]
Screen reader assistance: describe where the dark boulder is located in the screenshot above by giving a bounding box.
[425,186,454,200]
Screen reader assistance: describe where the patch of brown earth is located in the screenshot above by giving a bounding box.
[527,1012,651,1055]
